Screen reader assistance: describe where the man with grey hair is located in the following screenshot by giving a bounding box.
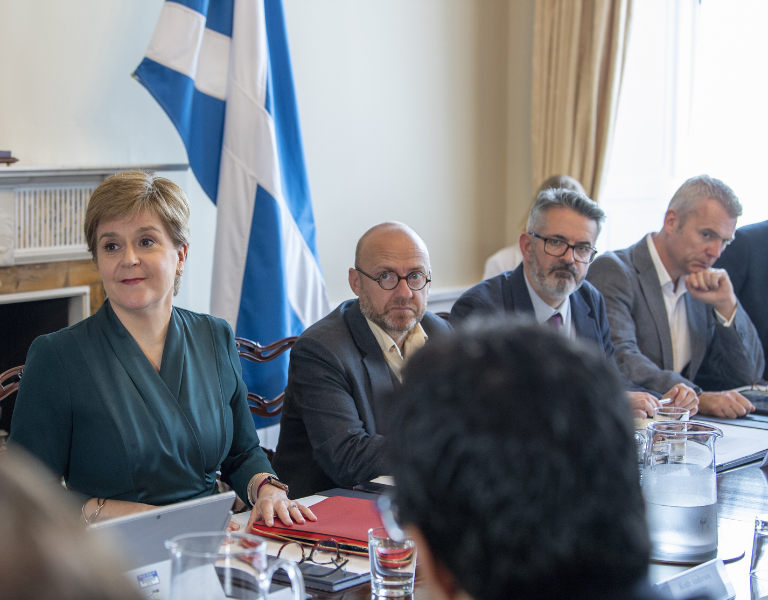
[452,189,698,417]
[483,174,587,279]
[588,175,764,418]
[273,222,451,498]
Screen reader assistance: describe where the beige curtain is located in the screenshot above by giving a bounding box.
[531,0,633,202]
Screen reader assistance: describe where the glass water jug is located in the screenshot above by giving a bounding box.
[642,421,723,563]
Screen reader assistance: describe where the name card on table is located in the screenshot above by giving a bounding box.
[654,558,735,600]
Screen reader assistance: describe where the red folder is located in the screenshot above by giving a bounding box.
[250,496,384,556]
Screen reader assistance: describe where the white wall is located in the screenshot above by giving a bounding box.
[0,0,531,310]
[284,0,512,304]
[0,0,214,313]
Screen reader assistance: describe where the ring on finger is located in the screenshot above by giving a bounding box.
[289,503,298,510]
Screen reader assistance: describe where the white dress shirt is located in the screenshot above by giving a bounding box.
[523,270,574,339]
[365,319,428,383]
[646,234,734,374]
[646,234,691,374]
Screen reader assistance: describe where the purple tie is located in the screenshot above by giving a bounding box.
[548,313,563,331]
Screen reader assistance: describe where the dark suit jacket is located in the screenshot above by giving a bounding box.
[587,236,765,393]
[450,264,648,392]
[715,220,768,379]
[273,299,451,498]
[9,302,271,510]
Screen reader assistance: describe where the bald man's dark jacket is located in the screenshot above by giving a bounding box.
[273,299,451,498]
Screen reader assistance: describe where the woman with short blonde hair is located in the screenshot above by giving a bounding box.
[10,171,314,532]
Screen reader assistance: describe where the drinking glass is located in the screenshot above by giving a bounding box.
[653,406,690,421]
[752,572,768,600]
[368,527,417,597]
[166,531,305,600]
[634,430,646,479]
[751,515,768,599]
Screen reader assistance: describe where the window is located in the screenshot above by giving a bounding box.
[599,0,768,252]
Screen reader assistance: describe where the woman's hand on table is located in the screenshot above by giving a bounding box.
[241,484,317,532]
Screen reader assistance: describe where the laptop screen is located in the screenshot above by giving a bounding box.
[87,491,236,570]
[87,492,236,599]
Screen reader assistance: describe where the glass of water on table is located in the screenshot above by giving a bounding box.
[751,515,768,599]
[652,406,690,462]
[653,405,690,421]
[369,527,417,597]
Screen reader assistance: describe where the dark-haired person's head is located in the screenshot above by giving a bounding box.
[390,321,651,600]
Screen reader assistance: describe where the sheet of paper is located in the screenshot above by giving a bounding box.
[713,423,768,468]
[231,496,371,574]
[655,558,735,600]
[171,564,227,600]
[370,476,394,486]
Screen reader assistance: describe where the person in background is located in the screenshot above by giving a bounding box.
[273,222,451,498]
[452,188,698,418]
[0,447,142,600]
[714,219,768,381]
[588,175,764,418]
[483,174,586,280]
[10,171,313,533]
[388,321,677,600]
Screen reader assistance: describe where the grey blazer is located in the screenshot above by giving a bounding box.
[272,299,451,498]
[587,236,765,394]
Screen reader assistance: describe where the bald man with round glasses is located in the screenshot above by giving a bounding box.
[273,222,451,498]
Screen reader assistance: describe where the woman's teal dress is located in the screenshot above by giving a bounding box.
[9,301,273,507]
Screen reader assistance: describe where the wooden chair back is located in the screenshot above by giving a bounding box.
[0,366,24,403]
[234,336,297,419]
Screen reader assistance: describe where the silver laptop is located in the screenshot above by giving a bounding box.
[88,491,235,600]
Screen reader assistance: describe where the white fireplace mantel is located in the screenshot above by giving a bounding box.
[0,163,189,185]
[0,285,91,326]
[0,164,188,267]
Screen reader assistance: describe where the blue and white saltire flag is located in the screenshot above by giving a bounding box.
[134,0,329,427]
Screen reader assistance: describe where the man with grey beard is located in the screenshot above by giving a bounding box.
[451,188,699,418]
[273,222,451,498]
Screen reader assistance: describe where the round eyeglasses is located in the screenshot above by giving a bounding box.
[355,268,431,291]
[528,231,598,264]
[277,539,349,577]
